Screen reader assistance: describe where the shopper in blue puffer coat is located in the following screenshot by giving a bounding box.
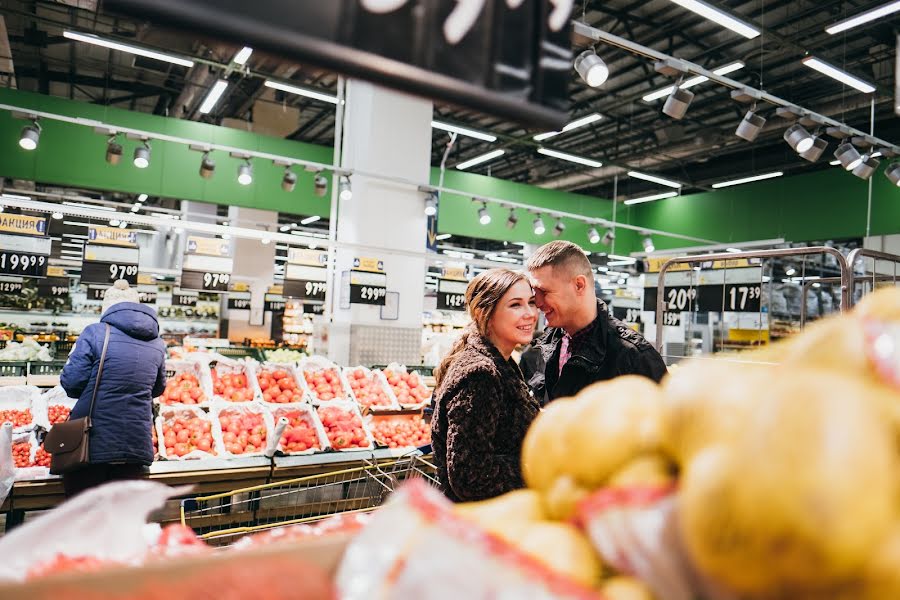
[60,279,167,498]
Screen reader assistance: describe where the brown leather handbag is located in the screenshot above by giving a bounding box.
[45,324,110,475]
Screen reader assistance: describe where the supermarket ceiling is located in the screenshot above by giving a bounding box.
[2,0,900,203]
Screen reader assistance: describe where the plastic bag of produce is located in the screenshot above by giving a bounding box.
[264,347,305,364]
[316,401,374,451]
[210,400,274,457]
[380,363,432,408]
[0,337,52,362]
[344,366,399,410]
[267,403,329,455]
[257,362,307,404]
[366,412,430,450]
[300,355,351,402]
[32,386,77,431]
[0,385,40,433]
[337,480,602,600]
[155,405,218,460]
[156,360,213,407]
[209,357,261,403]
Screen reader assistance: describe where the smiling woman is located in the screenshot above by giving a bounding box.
[430,268,541,503]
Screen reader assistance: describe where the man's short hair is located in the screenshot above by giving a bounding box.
[526,241,594,279]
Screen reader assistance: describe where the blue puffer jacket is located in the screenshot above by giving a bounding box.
[60,303,166,465]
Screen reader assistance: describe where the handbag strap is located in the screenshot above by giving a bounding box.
[87,324,111,419]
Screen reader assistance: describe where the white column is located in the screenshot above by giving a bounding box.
[225,206,278,341]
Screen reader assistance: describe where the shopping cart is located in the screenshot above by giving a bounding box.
[179,452,438,545]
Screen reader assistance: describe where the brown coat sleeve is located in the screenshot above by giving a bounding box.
[443,368,524,501]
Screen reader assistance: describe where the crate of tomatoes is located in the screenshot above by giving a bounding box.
[0,385,40,433]
[155,406,218,460]
[32,386,76,431]
[1,426,50,481]
[379,364,432,409]
[316,401,374,451]
[156,360,214,407]
[257,363,307,405]
[211,400,274,457]
[343,366,399,411]
[209,358,262,403]
[366,411,431,450]
[300,356,351,403]
[267,403,330,455]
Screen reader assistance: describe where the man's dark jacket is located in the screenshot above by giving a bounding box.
[528,301,667,404]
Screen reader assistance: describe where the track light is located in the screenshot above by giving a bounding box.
[662,83,694,120]
[574,49,609,87]
[553,219,566,236]
[506,208,519,229]
[799,136,828,163]
[785,267,796,276]
[338,176,352,201]
[886,163,900,186]
[588,227,601,244]
[533,215,546,235]
[109,219,121,227]
[424,193,438,216]
[602,229,615,246]
[105,136,122,164]
[642,236,655,253]
[852,154,880,180]
[282,168,297,192]
[735,109,766,142]
[133,142,151,168]
[834,143,863,171]
[478,203,491,225]
[784,124,815,154]
[18,120,40,150]
[261,237,271,245]
[199,152,215,178]
[237,160,253,185]
[313,172,327,197]
[52,211,63,220]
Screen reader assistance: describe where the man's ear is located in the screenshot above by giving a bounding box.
[573,274,588,294]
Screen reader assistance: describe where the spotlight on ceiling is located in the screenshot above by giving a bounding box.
[588,227,601,244]
[105,136,123,165]
[313,172,327,197]
[574,49,609,87]
[735,109,766,142]
[533,215,546,235]
[642,236,655,253]
[478,203,491,225]
[834,143,863,171]
[18,120,40,151]
[52,211,63,220]
[237,160,253,185]
[852,154,880,180]
[506,208,519,229]
[886,162,900,186]
[133,142,151,168]
[784,124,815,154]
[199,152,215,179]
[338,176,352,201]
[424,193,438,217]
[799,136,828,163]
[662,84,694,120]
[602,229,615,246]
[553,219,566,237]
[282,168,298,192]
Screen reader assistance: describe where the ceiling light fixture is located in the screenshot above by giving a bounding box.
[588,227,601,244]
[623,191,679,205]
[199,152,215,178]
[506,208,519,229]
[118,221,127,229]
[627,171,682,188]
[537,147,602,168]
[826,1,900,34]
[261,237,271,245]
[133,142,151,168]
[533,215,546,235]
[18,120,40,150]
[784,123,815,153]
[137,194,148,202]
[834,143,863,170]
[711,171,783,188]
[801,56,876,94]
[665,0,761,39]
[662,80,694,120]
[553,219,566,236]
[300,215,321,225]
[338,176,353,201]
[313,172,327,197]
[735,108,766,142]
[63,30,196,68]
[237,160,253,185]
[852,154,880,180]
[424,193,438,216]
[233,46,253,65]
[533,113,603,141]
[574,49,609,87]
[799,136,829,163]
[108,219,120,227]
[282,168,297,192]
[886,162,900,186]
[455,149,506,170]
[785,266,797,276]
[198,80,229,114]
[105,136,122,164]
[602,229,615,246]
[643,61,745,102]
[478,203,491,225]
[52,211,63,220]
[431,120,497,142]
[642,236,656,253]
[263,80,338,104]
[436,233,452,240]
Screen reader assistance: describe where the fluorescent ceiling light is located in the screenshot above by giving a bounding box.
[300,215,321,225]
[829,159,841,166]
[61,242,84,249]
[533,113,602,141]
[712,171,783,188]
[537,147,602,168]
[264,80,338,104]
[606,260,637,266]
[802,56,875,94]
[456,149,506,170]
[198,80,228,114]
[624,191,679,205]
[726,248,743,253]
[431,120,497,142]
[628,171,682,188]
[826,1,900,34]
[666,0,761,39]
[233,46,253,65]
[435,233,452,240]
[63,30,195,68]
[607,255,636,263]
[62,201,117,212]
[1,193,32,201]
[643,61,745,102]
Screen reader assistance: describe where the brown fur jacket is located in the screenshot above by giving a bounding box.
[431,333,540,503]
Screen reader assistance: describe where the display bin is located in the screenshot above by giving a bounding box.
[27,361,67,387]
[51,340,75,358]
[0,362,28,387]
[215,346,264,361]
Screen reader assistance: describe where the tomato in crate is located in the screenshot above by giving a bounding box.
[258,367,304,404]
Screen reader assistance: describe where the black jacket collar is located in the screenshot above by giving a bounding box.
[537,300,610,367]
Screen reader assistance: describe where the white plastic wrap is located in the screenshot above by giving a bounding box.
[156,359,214,407]
[32,385,78,431]
[256,362,308,405]
[0,385,40,433]
[380,363,432,409]
[315,400,375,451]
[0,423,15,507]
[155,405,218,460]
[209,357,262,403]
[210,399,275,458]
[366,412,431,450]
[266,402,330,455]
[343,365,400,411]
[300,355,351,403]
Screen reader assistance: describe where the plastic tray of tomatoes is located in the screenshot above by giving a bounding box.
[210,358,261,403]
[0,385,41,433]
[156,360,214,407]
[366,411,431,450]
[257,363,307,405]
[211,400,274,457]
[315,401,374,451]
[267,403,330,455]
[300,356,351,403]
[380,364,432,409]
[155,406,218,460]
[343,366,399,411]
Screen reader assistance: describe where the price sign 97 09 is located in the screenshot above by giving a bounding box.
[283,278,326,301]
[180,269,230,292]
[0,251,48,278]
[81,261,138,285]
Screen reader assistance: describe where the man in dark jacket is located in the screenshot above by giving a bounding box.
[526,241,667,404]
